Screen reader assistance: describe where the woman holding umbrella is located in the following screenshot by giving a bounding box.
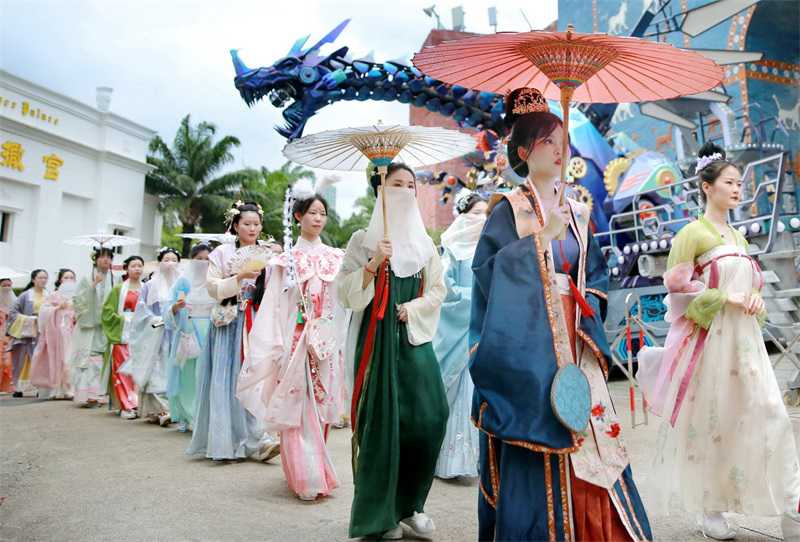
[469,88,651,542]
[335,164,448,540]
[70,247,114,407]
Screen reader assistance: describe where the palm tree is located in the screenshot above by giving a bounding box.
[246,161,318,241]
[146,115,252,256]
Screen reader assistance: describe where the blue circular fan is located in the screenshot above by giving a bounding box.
[551,364,591,433]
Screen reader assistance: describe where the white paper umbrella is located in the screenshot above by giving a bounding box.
[64,233,141,248]
[283,123,476,237]
[0,266,27,280]
[177,233,236,244]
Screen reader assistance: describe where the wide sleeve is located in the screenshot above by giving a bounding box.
[163,278,190,333]
[334,230,375,313]
[578,231,613,376]
[206,253,239,302]
[246,265,292,367]
[101,285,124,344]
[664,225,725,329]
[6,291,23,333]
[72,278,95,328]
[403,249,446,346]
[469,199,517,355]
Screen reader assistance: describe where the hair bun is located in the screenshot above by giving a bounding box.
[697,141,726,161]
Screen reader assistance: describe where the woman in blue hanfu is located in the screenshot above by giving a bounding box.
[432,190,487,480]
[469,87,652,542]
[121,247,181,425]
[187,201,280,462]
[163,243,213,433]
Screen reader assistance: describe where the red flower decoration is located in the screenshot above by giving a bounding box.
[591,403,605,417]
[606,422,621,438]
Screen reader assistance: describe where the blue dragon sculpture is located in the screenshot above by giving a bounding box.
[230,19,506,141]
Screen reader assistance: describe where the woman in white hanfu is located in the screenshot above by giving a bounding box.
[638,142,800,541]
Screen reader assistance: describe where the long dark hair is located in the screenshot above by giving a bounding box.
[157,247,181,262]
[54,268,75,289]
[92,247,114,267]
[506,112,563,178]
[122,255,144,282]
[190,243,211,259]
[226,201,263,236]
[292,194,329,222]
[457,192,487,214]
[697,142,737,205]
[369,163,416,196]
[22,269,47,292]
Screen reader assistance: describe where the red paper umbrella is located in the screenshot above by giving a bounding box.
[413,25,724,201]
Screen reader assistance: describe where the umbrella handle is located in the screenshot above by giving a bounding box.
[379,165,389,240]
[554,87,574,241]
[557,87,573,207]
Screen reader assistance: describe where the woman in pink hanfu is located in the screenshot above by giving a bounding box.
[239,183,346,501]
[30,269,77,399]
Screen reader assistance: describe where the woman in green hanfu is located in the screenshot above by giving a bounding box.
[335,163,448,540]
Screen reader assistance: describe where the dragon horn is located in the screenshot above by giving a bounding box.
[304,19,350,56]
[229,49,250,76]
[288,35,310,57]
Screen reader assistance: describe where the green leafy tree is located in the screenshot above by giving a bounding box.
[146,115,252,256]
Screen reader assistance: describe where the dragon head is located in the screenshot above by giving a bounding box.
[231,20,351,140]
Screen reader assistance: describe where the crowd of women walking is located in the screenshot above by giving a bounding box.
[2,87,799,541]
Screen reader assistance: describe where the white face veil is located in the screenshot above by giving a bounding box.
[0,284,16,313]
[146,260,180,307]
[440,211,486,261]
[361,186,435,278]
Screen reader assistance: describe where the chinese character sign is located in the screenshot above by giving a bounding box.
[1,141,24,171]
[42,153,64,181]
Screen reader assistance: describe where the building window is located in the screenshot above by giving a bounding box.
[112,228,126,254]
[0,212,11,243]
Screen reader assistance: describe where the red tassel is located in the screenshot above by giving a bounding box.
[568,276,595,318]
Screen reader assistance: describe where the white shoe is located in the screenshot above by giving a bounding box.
[782,511,800,542]
[177,422,188,433]
[700,513,736,540]
[120,410,137,420]
[158,413,172,427]
[253,442,281,463]
[381,525,403,540]
[401,512,435,537]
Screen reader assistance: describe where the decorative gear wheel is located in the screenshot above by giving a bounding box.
[604,157,630,195]
[569,184,594,213]
[568,156,588,180]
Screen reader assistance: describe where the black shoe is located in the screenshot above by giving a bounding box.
[12,391,23,398]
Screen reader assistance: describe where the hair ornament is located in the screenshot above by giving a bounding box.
[510,87,549,116]
[695,152,724,174]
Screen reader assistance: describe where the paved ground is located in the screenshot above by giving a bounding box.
[1,364,797,541]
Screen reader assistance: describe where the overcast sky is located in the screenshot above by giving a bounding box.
[1,0,557,217]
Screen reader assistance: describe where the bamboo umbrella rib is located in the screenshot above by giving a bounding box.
[610,61,690,101]
[615,51,718,80]
[423,54,534,87]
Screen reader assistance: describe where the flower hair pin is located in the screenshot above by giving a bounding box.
[695,153,723,174]
[454,189,474,214]
[224,206,241,225]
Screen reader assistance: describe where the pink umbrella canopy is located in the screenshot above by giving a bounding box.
[412,26,724,103]
[413,26,723,204]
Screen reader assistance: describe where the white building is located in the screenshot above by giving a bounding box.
[0,70,162,286]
